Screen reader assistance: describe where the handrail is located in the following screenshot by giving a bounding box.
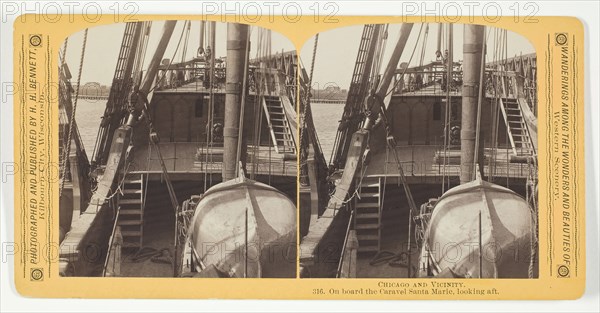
[102,205,121,277]
[336,210,354,278]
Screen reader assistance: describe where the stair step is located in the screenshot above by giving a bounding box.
[119,199,141,204]
[118,219,142,226]
[357,234,379,241]
[356,202,379,209]
[358,245,378,253]
[122,189,142,194]
[355,223,379,230]
[124,179,142,184]
[356,213,379,219]
[360,180,379,187]
[121,230,142,237]
[359,192,379,198]
[122,242,141,248]
[120,209,142,215]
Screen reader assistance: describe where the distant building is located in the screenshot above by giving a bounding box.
[311,84,348,100]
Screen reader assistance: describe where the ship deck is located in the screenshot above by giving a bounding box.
[154,80,272,96]
[301,145,533,274]
[392,83,511,99]
[355,227,418,278]
[128,142,297,179]
[119,192,177,277]
[155,81,224,94]
[362,145,531,183]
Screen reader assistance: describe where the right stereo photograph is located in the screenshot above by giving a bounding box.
[298,23,539,279]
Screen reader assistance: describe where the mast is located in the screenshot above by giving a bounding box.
[92,22,143,167]
[363,23,414,130]
[331,24,381,170]
[460,24,485,184]
[126,20,177,126]
[140,21,177,94]
[198,21,205,54]
[222,23,249,181]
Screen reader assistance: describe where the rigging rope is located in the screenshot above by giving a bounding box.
[298,33,319,164]
[371,25,389,87]
[235,27,252,176]
[180,21,191,64]
[384,24,425,98]
[148,20,189,94]
[59,38,68,65]
[308,34,319,87]
[59,28,88,199]
[250,28,264,178]
[441,23,453,193]
[419,24,429,67]
[203,21,216,192]
[472,27,488,180]
[133,22,151,86]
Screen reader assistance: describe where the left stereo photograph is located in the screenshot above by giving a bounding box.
[58,20,299,278]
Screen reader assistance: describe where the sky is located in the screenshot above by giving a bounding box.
[63,21,535,89]
[63,20,295,85]
[300,23,535,90]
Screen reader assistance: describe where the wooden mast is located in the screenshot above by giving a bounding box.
[363,23,414,130]
[460,24,485,184]
[198,21,205,54]
[223,23,249,181]
[126,20,177,126]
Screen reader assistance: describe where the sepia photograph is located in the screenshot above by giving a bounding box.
[299,22,539,279]
[4,0,596,304]
[57,20,298,278]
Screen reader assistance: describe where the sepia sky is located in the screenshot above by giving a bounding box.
[300,23,536,90]
[63,21,535,90]
[63,20,295,85]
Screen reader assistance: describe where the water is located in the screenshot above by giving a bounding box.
[310,102,345,163]
[74,99,106,156]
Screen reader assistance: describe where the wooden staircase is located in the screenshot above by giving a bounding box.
[262,95,296,154]
[499,97,535,156]
[354,177,381,253]
[116,174,145,249]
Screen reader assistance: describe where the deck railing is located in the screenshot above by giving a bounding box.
[378,144,532,180]
[129,142,296,178]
